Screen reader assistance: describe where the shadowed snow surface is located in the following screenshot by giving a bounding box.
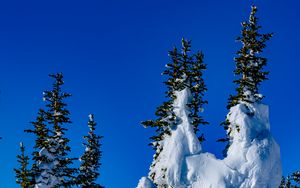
[137,89,282,188]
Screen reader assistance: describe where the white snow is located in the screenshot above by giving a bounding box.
[148,88,202,187]
[89,114,94,121]
[137,177,155,188]
[137,89,282,188]
[35,147,62,188]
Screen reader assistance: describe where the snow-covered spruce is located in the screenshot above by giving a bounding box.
[138,90,281,188]
[219,5,274,154]
[25,73,77,188]
[148,88,202,187]
[141,38,208,187]
[77,114,104,188]
[137,6,282,188]
[227,5,273,108]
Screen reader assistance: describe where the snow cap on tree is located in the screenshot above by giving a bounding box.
[219,5,273,155]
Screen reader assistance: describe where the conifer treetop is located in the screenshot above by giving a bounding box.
[228,5,273,109]
[44,73,72,127]
[78,114,104,188]
[219,5,273,157]
[28,73,77,187]
[14,142,32,188]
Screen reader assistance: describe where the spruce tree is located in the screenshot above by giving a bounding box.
[24,109,49,185]
[228,5,273,108]
[14,142,32,188]
[26,73,77,187]
[77,114,103,188]
[142,38,208,185]
[219,6,273,155]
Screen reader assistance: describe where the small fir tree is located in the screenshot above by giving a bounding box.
[26,73,77,187]
[77,114,104,188]
[24,109,49,184]
[142,38,208,185]
[219,6,273,156]
[14,142,32,188]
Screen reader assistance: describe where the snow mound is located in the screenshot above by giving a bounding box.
[148,89,201,187]
[186,103,282,188]
[224,103,282,188]
[137,90,281,188]
[137,177,155,188]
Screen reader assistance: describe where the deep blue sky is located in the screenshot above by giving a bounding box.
[0,0,299,187]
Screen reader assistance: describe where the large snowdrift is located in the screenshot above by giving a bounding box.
[137,89,281,188]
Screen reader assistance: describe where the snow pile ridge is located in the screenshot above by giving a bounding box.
[148,88,201,187]
[224,103,282,188]
[137,177,155,188]
[138,102,281,188]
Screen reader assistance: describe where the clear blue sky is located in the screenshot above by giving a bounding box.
[0,0,299,187]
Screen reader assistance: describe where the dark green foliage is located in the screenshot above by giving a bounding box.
[280,173,300,188]
[280,176,291,188]
[217,116,231,157]
[26,109,49,149]
[219,6,273,156]
[293,171,300,185]
[24,109,49,182]
[14,142,33,188]
[77,114,104,188]
[142,38,208,181]
[42,73,77,187]
[45,73,77,186]
[228,5,273,109]
[25,73,77,187]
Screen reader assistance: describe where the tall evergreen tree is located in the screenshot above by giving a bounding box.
[77,114,103,188]
[142,38,208,185]
[219,6,273,155]
[14,142,32,188]
[228,5,273,108]
[26,73,77,187]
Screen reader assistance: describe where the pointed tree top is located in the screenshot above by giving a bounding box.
[251,5,257,14]
[49,72,63,80]
[249,5,258,25]
[49,72,65,87]
[88,114,94,122]
[181,38,191,55]
[88,114,97,131]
